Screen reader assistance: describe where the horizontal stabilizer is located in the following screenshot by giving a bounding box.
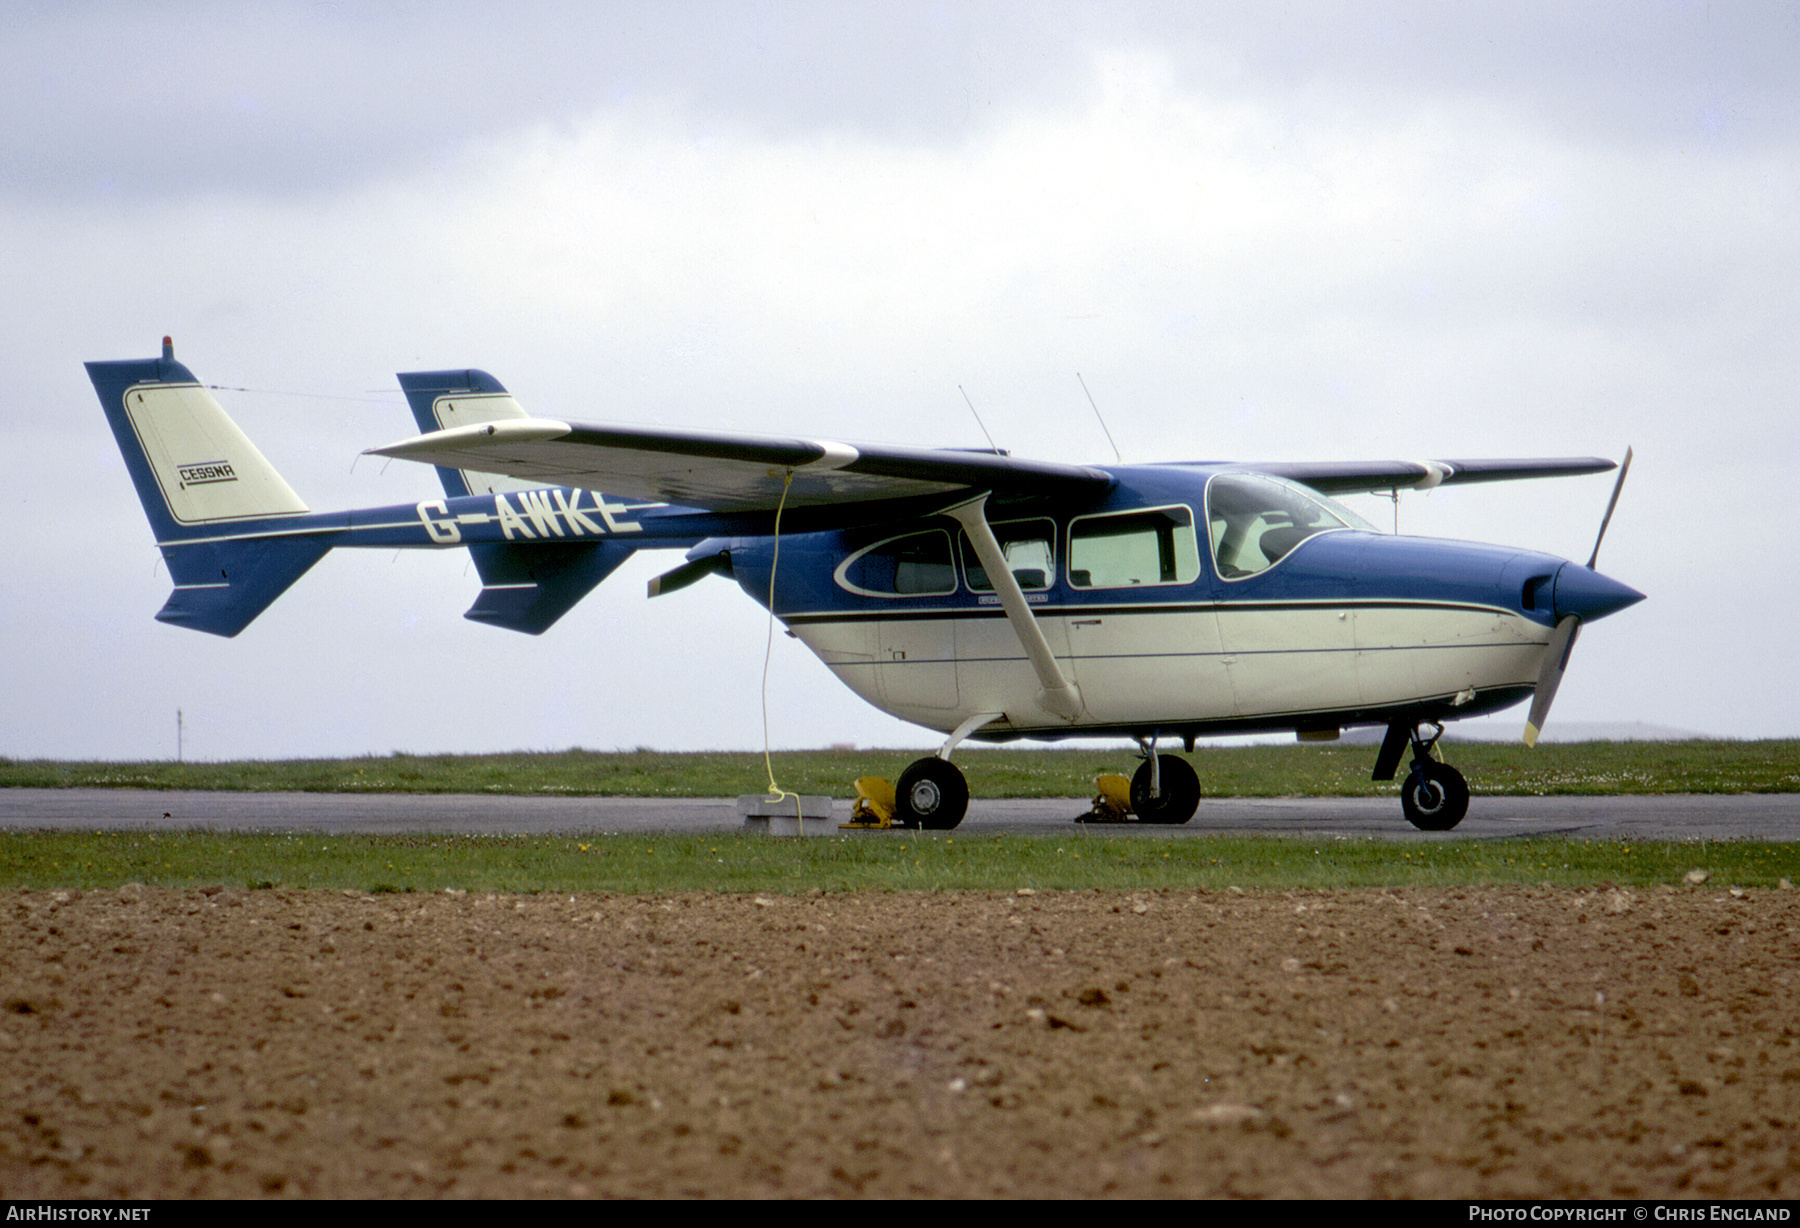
[648,549,732,597]
[156,536,331,637]
[464,540,636,635]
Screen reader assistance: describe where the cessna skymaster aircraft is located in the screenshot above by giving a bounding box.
[88,339,1643,832]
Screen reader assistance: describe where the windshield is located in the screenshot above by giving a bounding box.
[1206,472,1374,579]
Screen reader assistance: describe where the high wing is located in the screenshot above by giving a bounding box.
[368,406,1614,514]
[367,418,1115,513]
[1239,457,1616,495]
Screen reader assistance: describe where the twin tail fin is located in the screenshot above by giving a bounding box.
[87,341,637,637]
[85,338,324,636]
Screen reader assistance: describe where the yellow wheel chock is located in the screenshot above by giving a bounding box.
[841,776,897,829]
[1079,773,1134,823]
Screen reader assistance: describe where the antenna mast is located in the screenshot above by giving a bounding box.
[958,386,1000,452]
[1076,373,1122,464]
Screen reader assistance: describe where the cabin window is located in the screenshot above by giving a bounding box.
[835,530,958,596]
[958,519,1055,592]
[1205,472,1370,579]
[1067,506,1201,589]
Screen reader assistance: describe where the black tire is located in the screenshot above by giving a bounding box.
[896,757,969,830]
[1401,761,1469,831]
[1130,754,1201,825]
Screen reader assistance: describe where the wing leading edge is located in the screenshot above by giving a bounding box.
[366,418,1116,514]
[1240,457,1616,495]
[367,368,1615,517]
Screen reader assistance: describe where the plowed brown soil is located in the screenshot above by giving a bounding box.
[2,884,1796,1199]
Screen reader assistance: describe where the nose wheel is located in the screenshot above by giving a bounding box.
[1373,720,1472,830]
[1401,759,1469,830]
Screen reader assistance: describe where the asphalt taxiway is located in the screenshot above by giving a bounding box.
[1,788,1795,841]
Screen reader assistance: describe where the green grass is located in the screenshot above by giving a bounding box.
[4,831,1796,895]
[4,740,1799,798]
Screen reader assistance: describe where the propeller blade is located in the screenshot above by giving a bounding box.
[647,551,731,598]
[1586,446,1632,570]
[1523,614,1581,747]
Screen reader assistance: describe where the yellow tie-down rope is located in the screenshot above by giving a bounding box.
[760,470,801,829]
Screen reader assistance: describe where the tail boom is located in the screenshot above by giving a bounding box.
[89,342,712,636]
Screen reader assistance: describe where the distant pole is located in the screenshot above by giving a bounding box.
[177,709,183,763]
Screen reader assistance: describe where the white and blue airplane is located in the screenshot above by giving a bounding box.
[88,339,1643,831]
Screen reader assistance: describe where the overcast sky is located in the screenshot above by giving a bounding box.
[4,2,1796,762]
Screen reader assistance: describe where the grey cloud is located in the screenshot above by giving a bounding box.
[8,2,1798,206]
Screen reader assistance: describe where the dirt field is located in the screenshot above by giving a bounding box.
[2,883,1796,1199]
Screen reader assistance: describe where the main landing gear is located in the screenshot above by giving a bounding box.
[1129,737,1201,825]
[885,718,1210,831]
[888,713,1001,830]
[895,757,969,830]
[1083,737,1202,824]
[1373,720,1470,831]
[889,722,1210,829]
[890,746,1205,829]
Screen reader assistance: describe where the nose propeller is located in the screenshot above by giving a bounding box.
[1523,613,1580,747]
[1523,450,1639,747]
[1586,447,1631,570]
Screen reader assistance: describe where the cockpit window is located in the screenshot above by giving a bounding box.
[959,519,1055,592]
[835,530,958,596]
[1068,505,1201,589]
[1206,472,1372,580]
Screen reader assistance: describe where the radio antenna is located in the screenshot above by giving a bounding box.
[958,385,1000,452]
[1077,372,1122,464]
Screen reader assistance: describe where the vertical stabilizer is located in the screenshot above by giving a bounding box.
[86,339,308,541]
[395,369,539,498]
[463,540,637,635]
[87,339,327,636]
[397,368,642,633]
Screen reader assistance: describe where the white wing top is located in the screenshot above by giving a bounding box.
[368,417,1615,513]
[367,419,1117,512]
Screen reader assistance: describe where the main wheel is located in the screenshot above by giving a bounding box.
[896,757,969,830]
[1130,754,1201,825]
[1401,761,1469,831]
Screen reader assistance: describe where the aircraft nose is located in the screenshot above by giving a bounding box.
[1552,563,1645,623]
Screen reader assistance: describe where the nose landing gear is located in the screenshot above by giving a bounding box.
[1374,720,1470,831]
[1400,757,1469,831]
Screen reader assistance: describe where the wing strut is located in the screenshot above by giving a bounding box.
[944,495,1083,721]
